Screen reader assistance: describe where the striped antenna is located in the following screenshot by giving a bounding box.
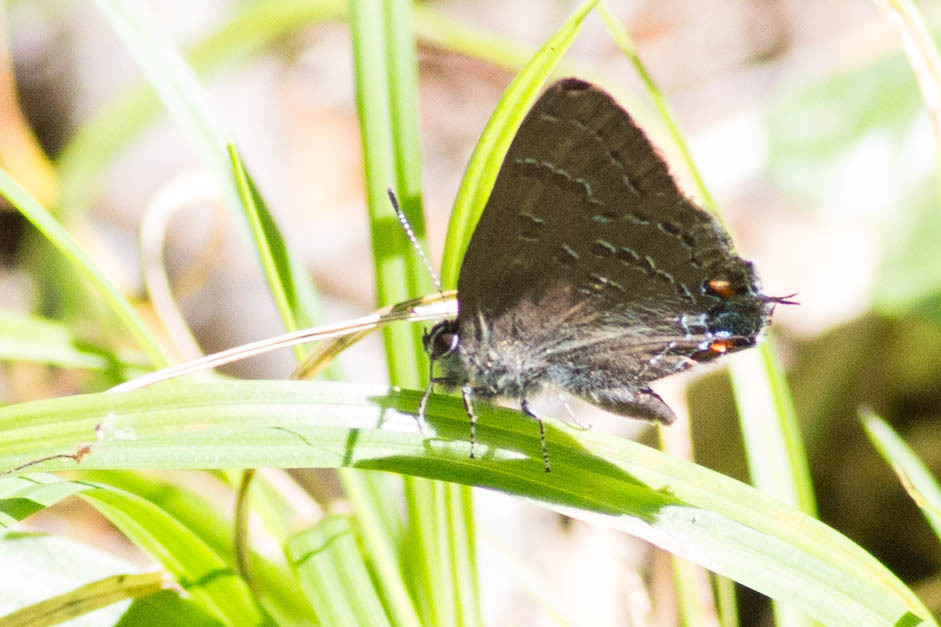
[387,189,442,293]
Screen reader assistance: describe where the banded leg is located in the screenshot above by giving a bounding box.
[521,400,551,473]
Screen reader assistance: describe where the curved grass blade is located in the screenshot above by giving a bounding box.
[80,487,269,625]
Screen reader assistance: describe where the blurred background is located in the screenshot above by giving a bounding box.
[2,0,941,624]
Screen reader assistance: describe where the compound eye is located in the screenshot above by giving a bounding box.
[424,321,460,360]
[434,331,458,358]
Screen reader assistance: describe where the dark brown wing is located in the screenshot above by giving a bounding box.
[454,79,772,420]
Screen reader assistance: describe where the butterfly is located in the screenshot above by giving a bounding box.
[422,78,793,471]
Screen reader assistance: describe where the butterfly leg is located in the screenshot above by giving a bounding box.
[418,372,457,432]
[521,400,551,473]
[461,386,477,460]
[559,396,591,431]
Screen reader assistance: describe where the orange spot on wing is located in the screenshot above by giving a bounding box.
[708,279,735,299]
[709,339,735,354]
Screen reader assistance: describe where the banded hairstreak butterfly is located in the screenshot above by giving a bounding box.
[422,78,792,471]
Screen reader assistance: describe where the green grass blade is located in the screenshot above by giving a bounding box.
[82,470,315,625]
[349,2,463,626]
[0,474,99,527]
[386,2,425,235]
[1,467,306,624]
[439,0,600,285]
[863,409,941,540]
[394,1,483,623]
[0,308,148,376]
[89,2,329,368]
[228,147,319,348]
[85,0,333,368]
[57,0,345,217]
[80,487,269,625]
[731,344,817,514]
[715,574,741,627]
[0,381,933,626]
[0,167,168,367]
[113,589,222,626]
[89,1,330,357]
[672,556,711,625]
[225,143,330,622]
[400,478,444,624]
[0,571,166,626]
[89,0,231,197]
[349,0,427,377]
[1,474,270,624]
[0,531,162,625]
[338,471,422,627]
[446,484,480,627]
[287,515,392,626]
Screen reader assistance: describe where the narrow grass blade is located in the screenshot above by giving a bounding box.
[0,167,168,367]
[82,470,315,625]
[0,572,167,626]
[57,0,345,217]
[228,147,320,350]
[287,515,392,626]
[0,309,148,376]
[80,487,269,625]
[347,3,450,626]
[863,409,941,540]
